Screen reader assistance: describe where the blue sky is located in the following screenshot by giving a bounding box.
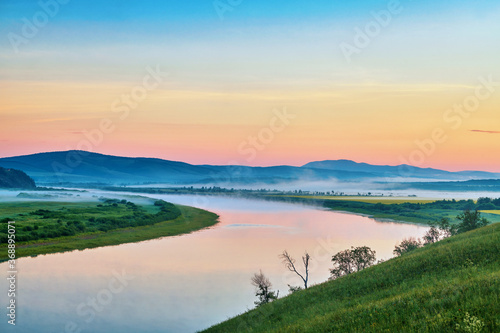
[1,0,500,170]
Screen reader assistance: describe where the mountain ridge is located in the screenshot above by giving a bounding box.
[0,166,37,189]
[0,150,498,186]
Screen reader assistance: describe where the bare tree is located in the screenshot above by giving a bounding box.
[251,270,277,306]
[280,250,310,289]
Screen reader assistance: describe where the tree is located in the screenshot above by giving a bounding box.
[251,270,278,307]
[279,250,310,289]
[456,210,490,234]
[436,217,458,238]
[393,237,421,257]
[422,226,441,245]
[330,246,376,280]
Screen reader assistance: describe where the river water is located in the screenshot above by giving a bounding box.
[0,192,428,333]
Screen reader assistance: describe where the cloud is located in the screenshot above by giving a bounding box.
[470,130,500,134]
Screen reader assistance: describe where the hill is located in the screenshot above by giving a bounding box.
[0,151,374,185]
[0,151,498,186]
[304,159,500,180]
[203,223,500,332]
[0,167,36,189]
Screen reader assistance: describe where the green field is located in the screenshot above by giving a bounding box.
[203,223,500,332]
[0,200,219,261]
[262,195,500,225]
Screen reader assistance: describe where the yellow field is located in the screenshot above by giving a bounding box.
[480,210,500,215]
[282,196,437,204]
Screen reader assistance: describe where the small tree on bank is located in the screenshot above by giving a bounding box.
[456,210,490,234]
[279,250,311,289]
[251,270,278,307]
[393,237,422,257]
[330,246,376,280]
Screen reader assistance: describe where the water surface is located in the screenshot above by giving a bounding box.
[0,193,428,333]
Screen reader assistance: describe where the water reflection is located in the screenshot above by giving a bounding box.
[0,194,428,333]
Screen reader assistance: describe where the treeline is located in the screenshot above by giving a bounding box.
[260,197,500,223]
[0,199,181,243]
[323,198,500,220]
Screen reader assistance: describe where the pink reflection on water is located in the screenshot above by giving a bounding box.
[0,196,428,333]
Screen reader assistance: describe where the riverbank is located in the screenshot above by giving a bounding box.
[260,194,500,225]
[0,204,219,261]
[96,186,500,225]
[203,223,500,332]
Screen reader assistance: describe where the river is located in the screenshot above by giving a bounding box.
[0,192,428,333]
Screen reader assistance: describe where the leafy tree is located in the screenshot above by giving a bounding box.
[422,226,442,245]
[330,246,376,280]
[456,210,490,234]
[436,217,458,237]
[279,250,311,289]
[393,237,421,257]
[476,197,491,205]
[251,270,278,307]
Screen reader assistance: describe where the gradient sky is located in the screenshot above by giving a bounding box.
[1,0,500,171]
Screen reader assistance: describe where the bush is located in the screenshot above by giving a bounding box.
[330,246,376,280]
[394,237,421,257]
[456,210,490,234]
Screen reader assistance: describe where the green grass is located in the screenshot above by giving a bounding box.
[202,223,500,333]
[0,202,218,261]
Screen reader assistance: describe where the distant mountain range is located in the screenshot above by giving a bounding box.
[0,151,498,186]
[303,160,499,181]
[0,167,36,189]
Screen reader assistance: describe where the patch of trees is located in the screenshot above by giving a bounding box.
[393,210,491,257]
[250,209,491,308]
[0,200,181,244]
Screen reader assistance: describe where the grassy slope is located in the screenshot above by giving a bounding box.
[0,204,218,261]
[203,223,500,333]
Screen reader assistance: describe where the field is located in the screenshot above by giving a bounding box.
[283,195,438,204]
[0,199,219,261]
[481,210,500,215]
[263,195,500,225]
[203,223,500,332]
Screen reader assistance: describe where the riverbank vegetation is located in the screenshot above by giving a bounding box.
[99,186,500,225]
[0,199,218,261]
[203,222,500,332]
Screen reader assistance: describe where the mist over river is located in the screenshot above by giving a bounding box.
[0,191,429,333]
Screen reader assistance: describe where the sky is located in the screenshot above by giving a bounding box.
[1,0,500,171]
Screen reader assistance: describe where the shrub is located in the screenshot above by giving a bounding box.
[393,237,421,257]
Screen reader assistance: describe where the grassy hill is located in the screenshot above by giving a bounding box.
[0,166,36,189]
[203,223,500,332]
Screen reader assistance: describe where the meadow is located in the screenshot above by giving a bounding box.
[203,222,500,332]
[0,199,219,261]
